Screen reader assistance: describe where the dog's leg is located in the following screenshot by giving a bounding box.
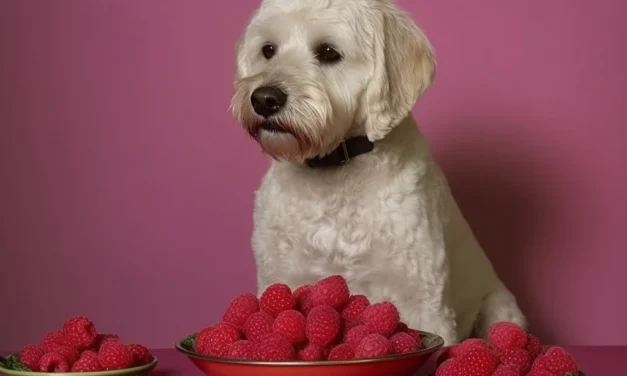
[253,247,314,296]
[473,282,527,339]
[256,274,272,297]
[256,272,310,296]
[401,300,459,345]
[392,272,459,345]
[253,245,278,296]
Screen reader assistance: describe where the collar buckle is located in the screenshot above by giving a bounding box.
[340,141,350,164]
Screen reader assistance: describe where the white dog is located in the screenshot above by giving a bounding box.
[230,0,526,345]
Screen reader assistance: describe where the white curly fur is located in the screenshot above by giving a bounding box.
[231,0,527,345]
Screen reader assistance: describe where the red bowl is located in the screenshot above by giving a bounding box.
[175,331,444,376]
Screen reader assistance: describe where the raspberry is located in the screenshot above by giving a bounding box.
[81,350,98,359]
[63,316,98,350]
[128,344,153,366]
[322,347,332,359]
[39,352,70,372]
[489,322,528,350]
[531,347,578,375]
[19,345,44,371]
[310,275,350,310]
[227,340,254,360]
[195,322,241,357]
[341,295,370,323]
[343,320,361,333]
[252,333,296,361]
[527,370,554,376]
[194,326,215,352]
[328,344,355,361]
[244,311,274,342]
[394,322,409,333]
[493,364,521,376]
[40,331,71,353]
[342,325,371,349]
[360,301,400,337]
[497,347,531,374]
[305,305,341,347]
[449,338,490,358]
[55,345,80,365]
[435,358,464,376]
[406,329,422,345]
[355,334,391,359]
[222,321,243,334]
[301,295,315,316]
[71,352,104,372]
[297,343,324,361]
[98,341,134,370]
[389,332,419,354]
[273,310,306,345]
[393,323,422,345]
[526,334,543,362]
[223,293,260,328]
[260,284,296,318]
[293,285,314,308]
[436,346,497,376]
[93,334,120,351]
[462,347,498,374]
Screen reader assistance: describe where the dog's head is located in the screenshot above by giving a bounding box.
[231,0,436,162]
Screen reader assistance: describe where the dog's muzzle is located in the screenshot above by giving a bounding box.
[250,86,287,119]
[259,120,289,133]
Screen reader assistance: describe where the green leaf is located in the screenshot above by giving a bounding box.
[1,353,32,371]
[1,354,19,368]
[11,362,31,371]
[181,333,197,351]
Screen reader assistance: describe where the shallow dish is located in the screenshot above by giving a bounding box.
[175,331,444,376]
[0,357,158,376]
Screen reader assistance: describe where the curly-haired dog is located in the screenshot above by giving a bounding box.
[230,0,526,344]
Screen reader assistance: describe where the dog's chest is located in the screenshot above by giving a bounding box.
[253,164,427,289]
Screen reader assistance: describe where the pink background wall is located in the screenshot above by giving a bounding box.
[1,0,625,349]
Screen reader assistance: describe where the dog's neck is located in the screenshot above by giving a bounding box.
[277,115,429,171]
[305,114,429,169]
[304,136,375,168]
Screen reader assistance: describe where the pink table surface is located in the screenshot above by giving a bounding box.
[1,347,622,375]
[148,346,621,375]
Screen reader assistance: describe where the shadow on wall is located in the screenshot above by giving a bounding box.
[431,116,562,344]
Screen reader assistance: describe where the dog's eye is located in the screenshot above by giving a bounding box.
[261,44,276,60]
[315,44,342,64]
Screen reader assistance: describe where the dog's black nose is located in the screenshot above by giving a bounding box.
[250,86,287,118]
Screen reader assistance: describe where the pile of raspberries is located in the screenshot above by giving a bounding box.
[435,322,584,376]
[191,275,423,362]
[11,316,153,372]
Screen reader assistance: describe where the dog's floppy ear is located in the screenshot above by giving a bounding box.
[234,32,251,81]
[361,3,436,141]
[234,6,267,81]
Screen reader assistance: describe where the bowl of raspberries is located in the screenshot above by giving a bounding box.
[0,316,157,375]
[175,275,445,376]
